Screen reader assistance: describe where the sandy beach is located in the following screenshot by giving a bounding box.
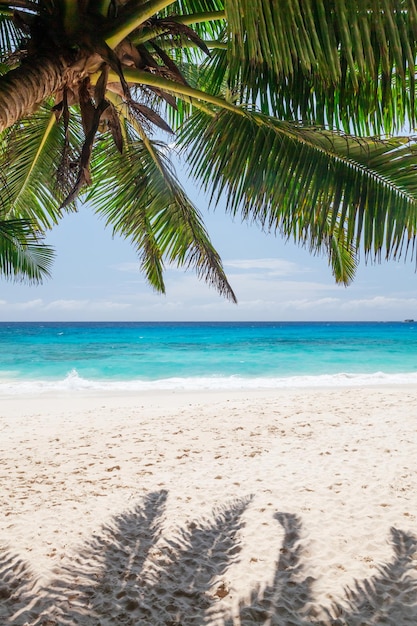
[1,385,417,624]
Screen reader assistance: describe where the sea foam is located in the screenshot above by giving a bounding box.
[1,369,417,394]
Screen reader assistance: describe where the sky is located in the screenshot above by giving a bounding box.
[1,174,417,322]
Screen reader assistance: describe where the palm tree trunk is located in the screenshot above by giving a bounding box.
[0,54,70,132]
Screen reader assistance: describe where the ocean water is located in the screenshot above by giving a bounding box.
[0,321,417,393]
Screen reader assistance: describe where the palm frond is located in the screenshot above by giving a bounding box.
[88,131,166,292]
[3,0,417,294]
[150,3,226,48]
[87,122,236,301]
[198,42,228,94]
[327,228,359,285]
[0,104,83,227]
[0,217,55,282]
[224,0,417,133]
[180,109,417,265]
[226,0,417,82]
[0,12,25,60]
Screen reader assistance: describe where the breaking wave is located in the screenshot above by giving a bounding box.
[1,368,417,395]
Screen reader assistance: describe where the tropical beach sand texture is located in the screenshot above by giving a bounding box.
[1,386,417,624]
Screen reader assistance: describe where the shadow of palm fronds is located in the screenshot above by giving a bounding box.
[0,549,39,624]
[48,489,169,624]
[50,491,252,625]
[147,495,252,624]
[1,493,417,625]
[221,511,317,626]
[325,527,417,625]
[222,516,417,626]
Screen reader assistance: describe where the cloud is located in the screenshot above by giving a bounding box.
[44,299,131,312]
[225,275,340,302]
[283,297,342,311]
[224,258,302,276]
[341,296,417,311]
[1,256,414,322]
[0,298,132,320]
[14,299,44,310]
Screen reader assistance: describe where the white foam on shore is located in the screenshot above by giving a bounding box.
[1,367,417,394]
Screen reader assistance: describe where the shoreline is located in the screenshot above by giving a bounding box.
[1,386,417,623]
[1,381,417,410]
[1,369,417,395]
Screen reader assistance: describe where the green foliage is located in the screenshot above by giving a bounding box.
[181,109,417,280]
[0,216,55,282]
[0,106,81,227]
[1,0,417,290]
[88,129,236,300]
[225,0,417,133]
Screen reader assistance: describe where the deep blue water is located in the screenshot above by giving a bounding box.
[0,321,417,392]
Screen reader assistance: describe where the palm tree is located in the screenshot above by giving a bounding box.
[1,0,417,293]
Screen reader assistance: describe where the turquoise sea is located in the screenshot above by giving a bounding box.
[0,321,417,393]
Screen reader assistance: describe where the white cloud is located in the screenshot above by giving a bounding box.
[114,256,304,280]
[0,298,132,320]
[283,297,342,311]
[224,258,302,275]
[44,299,89,311]
[225,275,340,300]
[15,299,44,310]
[1,250,414,322]
[44,299,131,312]
[341,296,417,311]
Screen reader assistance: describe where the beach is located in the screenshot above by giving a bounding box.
[1,385,417,624]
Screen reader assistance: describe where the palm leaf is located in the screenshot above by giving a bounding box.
[146,0,225,40]
[88,132,166,292]
[0,104,83,227]
[87,121,236,301]
[0,217,55,282]
[328,234,358,285]
[223,0,417,134]
[180,109,417,265]
[0,12,25,60]
[2,0,417,293]
[226,0,417,83]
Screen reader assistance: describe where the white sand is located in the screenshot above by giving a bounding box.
[1,386,417,624]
